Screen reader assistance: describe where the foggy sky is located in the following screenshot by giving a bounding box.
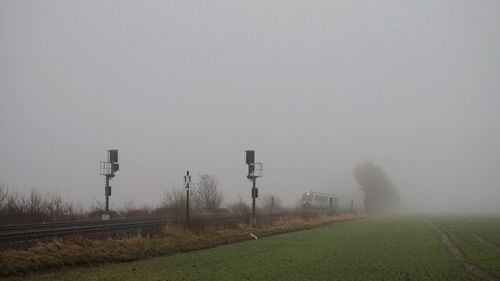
[1,0,499,213]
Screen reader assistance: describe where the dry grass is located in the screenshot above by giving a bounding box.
[0,214,356,277]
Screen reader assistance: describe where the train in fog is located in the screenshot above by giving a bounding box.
[302,191,339,211]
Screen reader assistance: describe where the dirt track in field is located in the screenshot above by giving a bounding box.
[429,221,500,281]
[472,232,500,252]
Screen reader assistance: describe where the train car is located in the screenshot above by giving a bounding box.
[302,191,338,211]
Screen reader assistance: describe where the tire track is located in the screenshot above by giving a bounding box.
[429,221,500,281]
[472,232,500,252]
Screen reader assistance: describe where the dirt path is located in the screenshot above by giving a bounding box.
[429,222,500,281]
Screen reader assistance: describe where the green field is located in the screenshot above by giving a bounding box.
[434,216,500,277]
[5,217,484,281]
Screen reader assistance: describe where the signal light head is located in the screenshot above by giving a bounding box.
[112,163,119,173]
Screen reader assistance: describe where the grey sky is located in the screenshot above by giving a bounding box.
[1,0,499,212]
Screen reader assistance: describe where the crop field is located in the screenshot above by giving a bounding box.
[5,216,489,281]
[433,216,500,277]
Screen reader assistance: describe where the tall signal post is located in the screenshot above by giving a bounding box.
[245,150,263,227]
[184,170,192,225]
[100,149,119,220]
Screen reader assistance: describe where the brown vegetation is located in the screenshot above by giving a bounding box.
[157,174,225,217]
[0,184,87,225]
[0,214,357,277]
[192,174,224,213]
[0,177,226,225]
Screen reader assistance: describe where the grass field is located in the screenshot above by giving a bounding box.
[4,217,481,281]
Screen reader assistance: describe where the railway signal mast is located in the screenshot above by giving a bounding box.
[100,149,119,220]
[245,150,263,227]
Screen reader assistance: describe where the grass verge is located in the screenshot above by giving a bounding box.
[0,214,357,277]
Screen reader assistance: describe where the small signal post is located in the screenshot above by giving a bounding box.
[100,149,119,220]
[184,170,191,225]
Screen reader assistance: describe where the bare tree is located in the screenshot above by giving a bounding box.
[5,191,22,223]
[27,187,47,222]
[0,185,105,224]
[47,193,64,221]
[0,184,8,212]
[64,201,76,220]
[159,185,186,216]
[193,175,223,213]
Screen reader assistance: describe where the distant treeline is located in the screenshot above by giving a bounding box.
[0,175,285,225]
[0,184,87,225]
[1,162,398,224]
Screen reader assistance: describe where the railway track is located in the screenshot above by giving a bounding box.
[0,213,283,246]
[0,215,196,233]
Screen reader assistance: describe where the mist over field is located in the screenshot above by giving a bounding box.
[1,1,499,214]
